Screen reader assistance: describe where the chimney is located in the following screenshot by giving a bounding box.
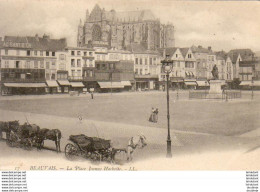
[35,34,39,41]
[208,46,212,51]
[43,34,50,40]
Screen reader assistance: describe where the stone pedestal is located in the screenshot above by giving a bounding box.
[207,80,224,99]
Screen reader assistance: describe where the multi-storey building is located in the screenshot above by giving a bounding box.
[77,4,175,50]
[159,47,197,89]
[0,35,67,95]
[66,47,95,91]
[127,43,161,91]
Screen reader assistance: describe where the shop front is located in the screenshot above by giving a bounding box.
[70,82,85,93]
[97,81,124,92]
[57,80,70,93]
[46,80,59,94]
[2,83,46,95]
[184,79,197,90]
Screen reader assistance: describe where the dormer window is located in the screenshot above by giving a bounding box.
[176,54,178,58]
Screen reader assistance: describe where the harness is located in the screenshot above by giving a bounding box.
[128,137,138,149]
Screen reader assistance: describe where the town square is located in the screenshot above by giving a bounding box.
[0,0,260,170]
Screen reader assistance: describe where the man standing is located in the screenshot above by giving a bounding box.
[90,88,94,99]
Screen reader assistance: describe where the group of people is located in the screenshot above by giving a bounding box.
[149,107,159,123]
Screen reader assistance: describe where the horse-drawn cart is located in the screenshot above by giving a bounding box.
[65,134,115,162]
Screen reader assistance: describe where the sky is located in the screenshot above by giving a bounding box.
[0,0,259,52]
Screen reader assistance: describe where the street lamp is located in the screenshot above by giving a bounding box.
[161,54,174,158]
[251,78,254,100]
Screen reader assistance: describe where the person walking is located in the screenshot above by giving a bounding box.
[154,108,159,123]
[90,88,94,99]
[149,107,155,122]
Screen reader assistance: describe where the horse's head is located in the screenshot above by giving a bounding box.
[138,135,147,148]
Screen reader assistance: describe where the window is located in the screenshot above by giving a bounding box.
[89,60,93,67]
[46,51,49,56]
[97,64,100,70]
[40,51,43,56]
[176,54,178,58]
[84,52,87,56]
[135,69,138,74]
[51,73,55,80]
[16,50,20,56]
[77,59,81,67]
[5,49,8,55]
[52,61,56,68]
[97,55,100,60]
[150,58,152,65]
[145,58,147,65]
[34,51,37,56]
[77,70,81,76]
[140,69,143,75]
[4,61,9,68]
[135,58,138,64]
[34,61,38,68]
[16,61,20,68]
[59,54,65,60]
[71,51,75,56]
[27,50,30,56]
[25,61,30,68]
[109,63,114,69]
[188,54,192,58]
[77,51,81,56]
[102,64,106,70]
[46,62,50,69]
[40,61,44,68]
[52,52,55,56]
[89,52,93,56]
[71,59,75,67]
[140,58,142,65]
[71,70,75,76]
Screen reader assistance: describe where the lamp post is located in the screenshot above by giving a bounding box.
[161,54,174,158]
[251,78,254,100]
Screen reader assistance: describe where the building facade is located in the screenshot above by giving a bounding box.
[0,35,67,95]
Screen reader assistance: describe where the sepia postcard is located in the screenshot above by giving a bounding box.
[0,0,259,171]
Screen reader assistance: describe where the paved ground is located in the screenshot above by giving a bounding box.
[0,90,259,170]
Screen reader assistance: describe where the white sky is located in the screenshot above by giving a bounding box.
[0,0,259,52]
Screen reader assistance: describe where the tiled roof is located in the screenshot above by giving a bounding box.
[228,49,254,60]
[158,47,178,58]
[191,45,212,54]
[112,10,156,22]
[179,48,189,57]
[3,35,67,51]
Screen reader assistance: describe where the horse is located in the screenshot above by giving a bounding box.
[126,134,147,162]
[0,120,19,140]
[35,128,62,153]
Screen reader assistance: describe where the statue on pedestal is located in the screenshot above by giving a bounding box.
[211,65,219,80]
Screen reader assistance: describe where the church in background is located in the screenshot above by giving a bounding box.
[77,4,175,50]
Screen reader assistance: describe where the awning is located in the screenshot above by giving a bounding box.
[4,83,46,88]
[240,81,252,86]
[70,82,85,87]
[184,81,197,86]
[252,80,260,86]
[121,81,132,86]
[196,81,209,86]
[98,82,124,89]
[57,80,70,86]
[46,80,59,87]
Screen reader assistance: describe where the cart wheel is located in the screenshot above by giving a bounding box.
[23,139,33,151]
[65,143,79,160]
[90,152,101,163]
